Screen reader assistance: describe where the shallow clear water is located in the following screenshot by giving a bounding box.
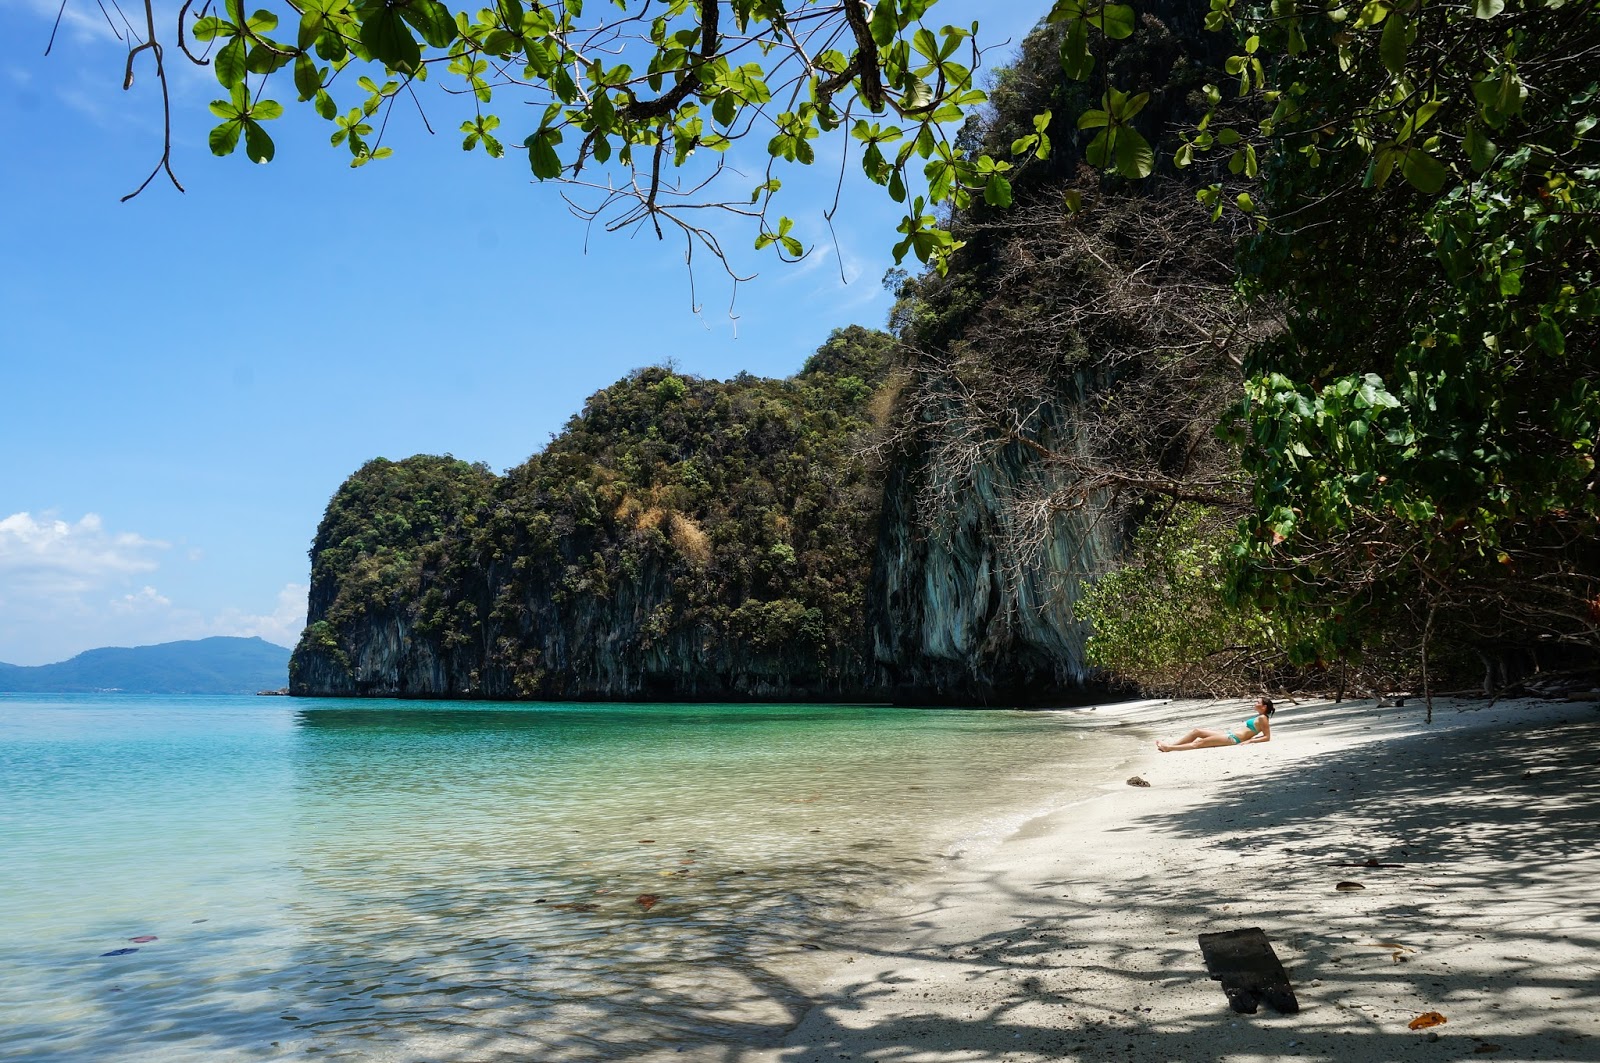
[0,695,1127,1061]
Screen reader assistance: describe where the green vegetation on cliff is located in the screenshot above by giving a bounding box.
[292,327,895,699]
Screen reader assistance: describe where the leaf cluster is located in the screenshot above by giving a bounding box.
[1225,0,1600,675]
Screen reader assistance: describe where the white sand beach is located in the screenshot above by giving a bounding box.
[731,695,1600,1063]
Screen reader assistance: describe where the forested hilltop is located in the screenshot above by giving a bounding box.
[291,329,897,699]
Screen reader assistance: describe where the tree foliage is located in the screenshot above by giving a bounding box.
[298,453,498,655]
[99,0,1194,276]
[1213,0,1600,679]
[1080,505,1281,695]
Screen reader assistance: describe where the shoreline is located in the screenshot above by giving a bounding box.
[723,695,1600,1062]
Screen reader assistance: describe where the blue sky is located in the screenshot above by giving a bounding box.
[0,0,1042,665]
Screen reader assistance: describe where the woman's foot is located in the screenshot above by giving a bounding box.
[1156,740,1171,752]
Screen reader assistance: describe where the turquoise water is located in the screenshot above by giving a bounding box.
[0,695,1126,1061]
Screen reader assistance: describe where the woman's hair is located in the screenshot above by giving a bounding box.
[1258,697,1276,716]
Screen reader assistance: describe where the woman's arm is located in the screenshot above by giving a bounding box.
[1248,717,1272,743]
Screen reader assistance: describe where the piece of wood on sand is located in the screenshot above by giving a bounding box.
[1198,927,1300,1015]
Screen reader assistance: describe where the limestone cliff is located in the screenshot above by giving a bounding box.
[291,329,892,700]
[867,415,1119,705]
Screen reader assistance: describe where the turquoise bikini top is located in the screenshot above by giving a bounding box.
[1242,715,1263,735]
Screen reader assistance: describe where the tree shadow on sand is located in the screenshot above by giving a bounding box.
[752,703,1600,1062]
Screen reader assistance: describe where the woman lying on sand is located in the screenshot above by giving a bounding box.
[1157,698,1275,752]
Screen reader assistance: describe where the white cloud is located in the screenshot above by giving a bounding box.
[110,584,172,613]
[210,582,307,648]
[0,512,308,663]
[0,511,169,594]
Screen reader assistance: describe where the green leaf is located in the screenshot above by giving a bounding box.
[399,0,456,48]
[294,54,322,100]
[1084,129,1111,168]
[869,0,898,48]
[209,119,243,155]
[1464,125,1496,172]
[190,16,231,42]
[244,9,276,32]
[1379,11,1408,75]
[1058,19,1092,80]
[246,45,292,74]
[252,98,284,119]
[214,34,247,88]
[1534,318,1566,355]
[1474,0,1504,17]
[244,118,275,162]
[1111,126,1154,178]
[1366,145,1398,187]
[1398,146,1447,193]
[360,8,421,73]
[983,174,1013,208]
[1472,67,1527,127]
[526,130,562,178]
[1095,4,1136,39]
[1118,90,1150,119]
[314,89,337,120]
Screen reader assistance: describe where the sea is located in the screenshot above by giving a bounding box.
[0,694,1134,1061]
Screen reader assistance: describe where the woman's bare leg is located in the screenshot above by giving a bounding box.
[1157,730,1231,752]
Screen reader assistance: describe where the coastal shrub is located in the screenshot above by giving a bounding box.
[1080,506,1285,697]
[1224,0,1600,683]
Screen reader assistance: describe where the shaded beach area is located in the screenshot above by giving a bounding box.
[716,696,1600,1063]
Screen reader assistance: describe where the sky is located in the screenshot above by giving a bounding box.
[0,0,1043,666]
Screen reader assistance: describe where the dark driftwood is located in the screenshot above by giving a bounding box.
[1198,927,1300,1015]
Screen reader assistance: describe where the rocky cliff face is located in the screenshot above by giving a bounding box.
[863,5,1230,704]
[868,411,1119,705]
[290,382,1121,706]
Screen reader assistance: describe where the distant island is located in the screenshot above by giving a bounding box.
[0,636,290,695]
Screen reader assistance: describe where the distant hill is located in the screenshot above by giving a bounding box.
[0,637,291,694]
